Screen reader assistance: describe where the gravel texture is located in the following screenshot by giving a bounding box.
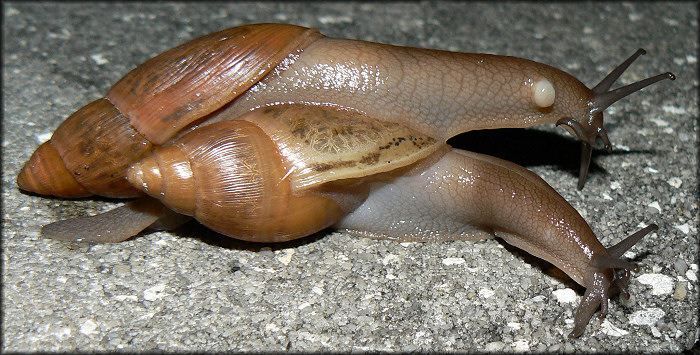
[3,2,698,352]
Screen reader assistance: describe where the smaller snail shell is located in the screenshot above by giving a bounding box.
[127,119,346,243]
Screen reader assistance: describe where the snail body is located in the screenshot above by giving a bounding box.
[17,24,674,337]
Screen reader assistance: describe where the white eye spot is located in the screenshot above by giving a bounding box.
[533,78,555,108]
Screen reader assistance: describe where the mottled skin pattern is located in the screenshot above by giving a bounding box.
[224,37,593,141]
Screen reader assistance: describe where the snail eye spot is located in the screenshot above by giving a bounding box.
[533,78,555,108]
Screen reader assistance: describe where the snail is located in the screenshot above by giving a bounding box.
[16,23,675,337]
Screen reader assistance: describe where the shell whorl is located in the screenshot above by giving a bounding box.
[17,99,152,198]
[17,141,91,198]
[17,24,323,199]
[127,120,345,242]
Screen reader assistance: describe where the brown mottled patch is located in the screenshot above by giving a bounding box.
[311,160,357,172]
[409,135,436,149]
[359,152,381,165]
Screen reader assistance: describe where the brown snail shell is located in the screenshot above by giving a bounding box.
[17,23,322,198]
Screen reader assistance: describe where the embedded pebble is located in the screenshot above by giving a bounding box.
[478,288,494,298]
[629,308,665,326]
[674,223,691,234]
[647,201,661,212]
[600,319,629,337]
[79,319,98,335]
[667,177,682,188]
[485,341,505,351]
[512,339,529,351]
[442,257,465,266]
[275,249,295,265]
[674,259,688,275]
[143,284,167,301]
[636,274,674,295]
[552,288,577,303]
[686,266,698,281]
[37,132,52,143]
[673,281,687,300]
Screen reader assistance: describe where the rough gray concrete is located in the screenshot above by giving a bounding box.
[3,2,697,352]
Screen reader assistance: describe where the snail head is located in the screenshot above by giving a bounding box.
[556,49,675,189]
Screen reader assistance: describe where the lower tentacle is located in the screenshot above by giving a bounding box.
[569,224,658,337]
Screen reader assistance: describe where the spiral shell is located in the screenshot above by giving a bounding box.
[17,24,323,198]
[127,119,346,242]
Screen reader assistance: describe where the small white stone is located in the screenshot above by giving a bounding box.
[6,6,19,16]
[662,105,686,114]
[143,284,167,301]
[114,294,138,302]
[49,325,72,339]
[139,311,155,320]
[629,308,665,326]
[531,295,546,302]
[647,201,661,212]
[485,341,505,351]
[318,15,352,24]
[80,319,98,335]
[479,288,494,298]
[275,248,295,265]
[512,339,529,351]
[382,254,400,265]
[553,288,577,303]
[37,132,52,143]
[600,319,629,336]
[636,273,674,295]
[507,322,521,330]
[674,223,690,234]
[265,323,279,332]
[663,18,680,26]
[650,118,669,127]
[442,257,465,266]
[667,177,683,188]
[686,269,697,282]
[90,53,109,65]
